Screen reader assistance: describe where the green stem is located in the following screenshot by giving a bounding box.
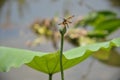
[60,33,64,80]
[49,74,52,80]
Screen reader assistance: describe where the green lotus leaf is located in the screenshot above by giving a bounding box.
[93,48,120,67]
[95,19,120,33]
[75,11,116,27]
[0,38,120,74]
[63,37,120,59]
[87,30,109,38]
[93,49,111,60]
[0,47,47,72]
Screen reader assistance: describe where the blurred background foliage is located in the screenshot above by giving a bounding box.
[109,0,120,7]
[0,0,120,27]
[0,0,120,80]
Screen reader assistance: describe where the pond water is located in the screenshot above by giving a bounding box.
[0,0,120,80]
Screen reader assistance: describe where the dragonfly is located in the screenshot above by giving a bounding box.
[58,15,74,28]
